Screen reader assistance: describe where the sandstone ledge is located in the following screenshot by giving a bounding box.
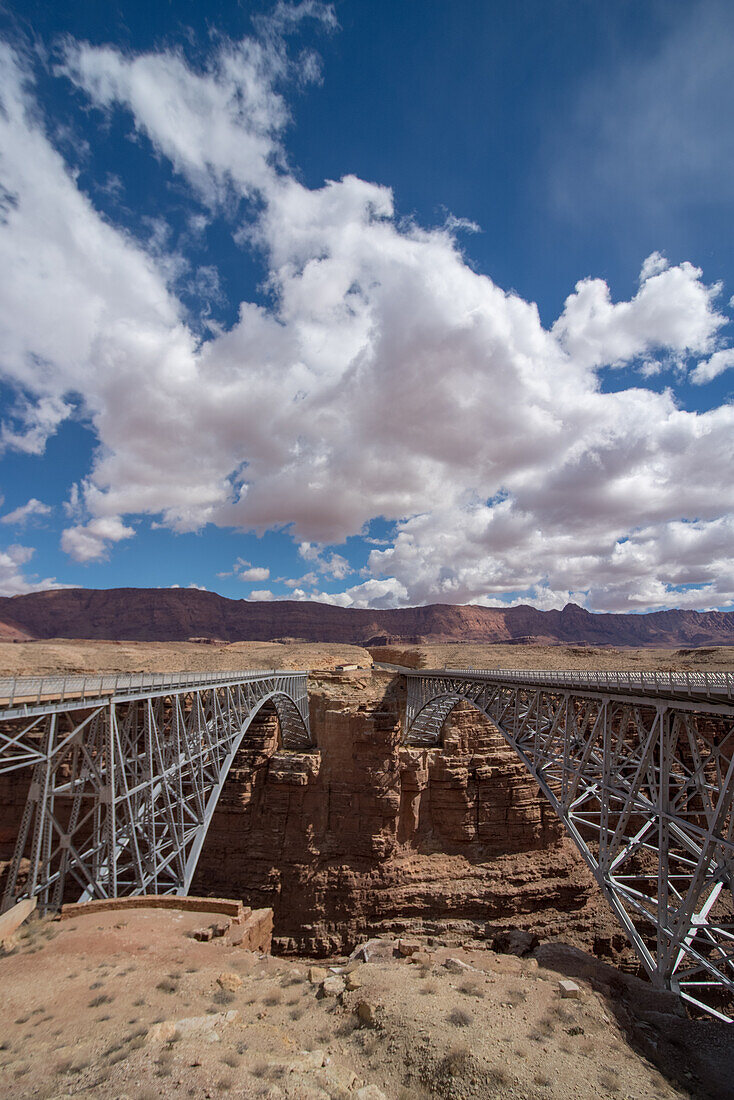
[60,894,251,922]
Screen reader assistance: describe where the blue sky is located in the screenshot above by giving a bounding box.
[0,0,732,612]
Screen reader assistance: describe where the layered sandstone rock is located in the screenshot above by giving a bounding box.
[192,670,633,967]
[2,586,733,646]
[0,768,32,899]
[0,669,638,969]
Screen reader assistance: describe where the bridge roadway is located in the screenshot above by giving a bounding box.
[0,669,308,720]
[375,663,734,705]
[1,663,733,1021]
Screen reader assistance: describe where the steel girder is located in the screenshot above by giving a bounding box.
[0,671,310,914]
[404,670,734,1021]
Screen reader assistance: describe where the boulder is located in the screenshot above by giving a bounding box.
[174,1010,239,1043]
[356,1001,379,1026]
[321,975,346,997]
[349,937,395,963]
[217,971,242,992]
[286,1049,327,1072]
[146,1021,177,1043]
[443,957,476,975]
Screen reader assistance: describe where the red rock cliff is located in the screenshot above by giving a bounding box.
[2,587,733,646]
[191,670,630,964]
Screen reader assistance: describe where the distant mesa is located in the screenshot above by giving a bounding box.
[0,587,732,648]
[0,615,35,643]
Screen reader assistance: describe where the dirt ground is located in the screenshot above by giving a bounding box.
[0,640,373,678]
[385,643,734,673]
[0,639,732,680]
[1,905,730,1100]
[1,641,733,1099]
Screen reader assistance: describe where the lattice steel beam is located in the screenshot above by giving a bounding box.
[1,670,311,914]
[403,668,734,1021]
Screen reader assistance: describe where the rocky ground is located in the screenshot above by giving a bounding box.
[372,643,734,672]
[2,643,733,1098]
[2,905,731,1100]
[0,639,372,678]
[1,639,733,679]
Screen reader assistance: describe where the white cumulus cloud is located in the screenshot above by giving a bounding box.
[1,498,52,526]
[238,566,270,582]
[297,543,351,579]
[691,348,734,384]
[552,259,726,371]
[0,25,732,612]
[0,544,69,597]
[61,516,135,563]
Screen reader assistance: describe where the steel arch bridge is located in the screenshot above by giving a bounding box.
[404,667,734,1021]
[0,670,310,915]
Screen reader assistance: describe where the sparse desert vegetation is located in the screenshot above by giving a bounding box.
[1,642,733,1098]
[2,904,729,1099]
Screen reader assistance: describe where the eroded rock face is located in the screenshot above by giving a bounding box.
[3,586,734,645]
[0,669,634,966]
[191,671,631,965]
[0,770,32,898]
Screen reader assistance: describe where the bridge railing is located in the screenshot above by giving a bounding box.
[412,667,733,701]
[0,668,306,712]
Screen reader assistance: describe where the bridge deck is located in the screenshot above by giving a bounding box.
[404,666,734,704]
[0,669,307,717]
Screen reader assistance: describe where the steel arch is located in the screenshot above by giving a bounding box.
[0,670,311,914]
[176,689,310,896]
[403,669,734,1021]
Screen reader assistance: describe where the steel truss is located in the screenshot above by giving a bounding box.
[0,670,310,914]
[404,669,734,1021]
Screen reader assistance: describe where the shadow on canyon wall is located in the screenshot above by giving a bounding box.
[191,671,633,965]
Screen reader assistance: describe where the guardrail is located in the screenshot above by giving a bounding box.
[0,668,304,710]
[411,667,734,701]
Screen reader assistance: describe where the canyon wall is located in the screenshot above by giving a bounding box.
[2,586,734,646]
[191,670,632,966]
[0,669,635,967]
[0,770,31,897]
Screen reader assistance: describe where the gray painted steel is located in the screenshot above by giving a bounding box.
[0,670,310,914]
[403,668,734,1021]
